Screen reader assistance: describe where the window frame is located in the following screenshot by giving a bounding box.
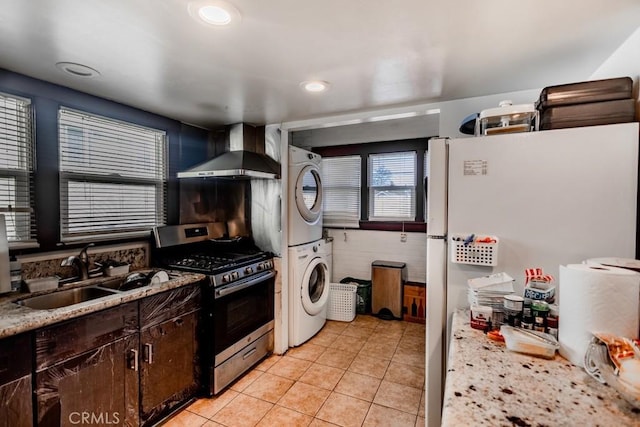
[58,107,168,243]
[314,138,430,232]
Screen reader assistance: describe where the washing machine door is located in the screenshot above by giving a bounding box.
[300,257,329,315]
[295,165,323,224]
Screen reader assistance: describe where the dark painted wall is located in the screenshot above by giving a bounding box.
[0,69,209,251]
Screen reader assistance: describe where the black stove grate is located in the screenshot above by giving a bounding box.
[163,251,270,275]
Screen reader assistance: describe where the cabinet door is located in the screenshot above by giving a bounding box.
[0,375,32,427]
[0,332,33,427]
[35,334,139,427]
[140,311,200,425]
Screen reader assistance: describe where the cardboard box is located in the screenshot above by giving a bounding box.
[403,282,426,324]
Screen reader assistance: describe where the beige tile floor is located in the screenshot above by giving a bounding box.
[164,315,426,427]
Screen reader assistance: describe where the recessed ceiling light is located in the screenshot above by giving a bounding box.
[199,6,231,25]
[188,1,241,27]
[301,80,330,93]
[55,62,100,78]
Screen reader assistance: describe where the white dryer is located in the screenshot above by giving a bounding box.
[288,146,323,247]
[288,239,331,346]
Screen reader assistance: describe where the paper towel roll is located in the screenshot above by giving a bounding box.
[559,264,640,367]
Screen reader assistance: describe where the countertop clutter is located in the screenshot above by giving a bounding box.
[0,270,206,339]
[442,310,640,426]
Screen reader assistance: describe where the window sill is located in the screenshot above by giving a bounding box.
[324,221,426,232]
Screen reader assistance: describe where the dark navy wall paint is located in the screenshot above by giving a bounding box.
[0,68,210,251]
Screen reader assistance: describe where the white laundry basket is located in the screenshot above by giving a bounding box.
[327,283,357,322]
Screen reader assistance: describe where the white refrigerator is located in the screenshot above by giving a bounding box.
[425,122,639,427]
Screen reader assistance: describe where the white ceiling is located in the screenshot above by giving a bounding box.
[1,0,639,129]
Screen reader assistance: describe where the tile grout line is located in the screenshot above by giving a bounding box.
[174,316,425,427]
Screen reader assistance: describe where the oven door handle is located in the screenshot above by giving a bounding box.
[215,270,275,298]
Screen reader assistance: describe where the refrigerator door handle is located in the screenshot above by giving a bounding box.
[424,176,428,205]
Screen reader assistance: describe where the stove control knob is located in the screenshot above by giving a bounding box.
[245,266,253,274]
[222,274,230,283]
[231,271,239,280]
[257,263,264,271]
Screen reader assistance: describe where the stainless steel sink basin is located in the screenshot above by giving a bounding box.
[16,286,118,310]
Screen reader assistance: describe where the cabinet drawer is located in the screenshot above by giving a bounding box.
[35,302,138,371]
[0,333,31,384]
[140,284,202,328]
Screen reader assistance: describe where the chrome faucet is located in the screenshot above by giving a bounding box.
[61,243,95,281]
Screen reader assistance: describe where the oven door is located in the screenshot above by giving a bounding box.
[212,270,275,355]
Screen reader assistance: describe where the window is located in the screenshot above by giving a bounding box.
[0,92,36,246]
[368,151,416,221]
[59,108,167,242]
[320,156,361,227]
[316,138,428,229]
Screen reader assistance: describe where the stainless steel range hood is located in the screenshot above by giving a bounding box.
[178,123,281,179]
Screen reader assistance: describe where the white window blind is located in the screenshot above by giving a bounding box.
[321,156,361,227]
[0,92,36,246]
[368,151,416,221]
[59,108,167,242]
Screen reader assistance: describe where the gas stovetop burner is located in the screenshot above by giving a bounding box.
[163,251,273,286]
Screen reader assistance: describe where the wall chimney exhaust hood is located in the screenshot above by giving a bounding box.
[177,123,281,179]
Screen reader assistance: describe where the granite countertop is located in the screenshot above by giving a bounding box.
[442,309,640,426]
[0,270,207,340]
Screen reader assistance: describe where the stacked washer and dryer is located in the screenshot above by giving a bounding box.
[287,146,332,347]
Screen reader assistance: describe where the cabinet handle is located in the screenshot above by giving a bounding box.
[129,349,139,371]
[175,318,184,326]
[144,343,154,364]
[242,347,257,360]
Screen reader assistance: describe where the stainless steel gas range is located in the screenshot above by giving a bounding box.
[152,223,275,395]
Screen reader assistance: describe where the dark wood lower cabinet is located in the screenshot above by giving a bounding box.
[35,334,139,427]
[11,281,204,426]
[0,375,32,427]
[0,333,33,427]
[139,310,201,425]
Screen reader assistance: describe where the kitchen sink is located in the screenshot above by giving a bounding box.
[16,286,118,310]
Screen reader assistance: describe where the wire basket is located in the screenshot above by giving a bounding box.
[327,283,357,322]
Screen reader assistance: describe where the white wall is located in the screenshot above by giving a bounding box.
[327,229,426,283]
[590,26,640,120]
[591,26,640,81]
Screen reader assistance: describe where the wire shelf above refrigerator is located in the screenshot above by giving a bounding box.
[451,234,499,266]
